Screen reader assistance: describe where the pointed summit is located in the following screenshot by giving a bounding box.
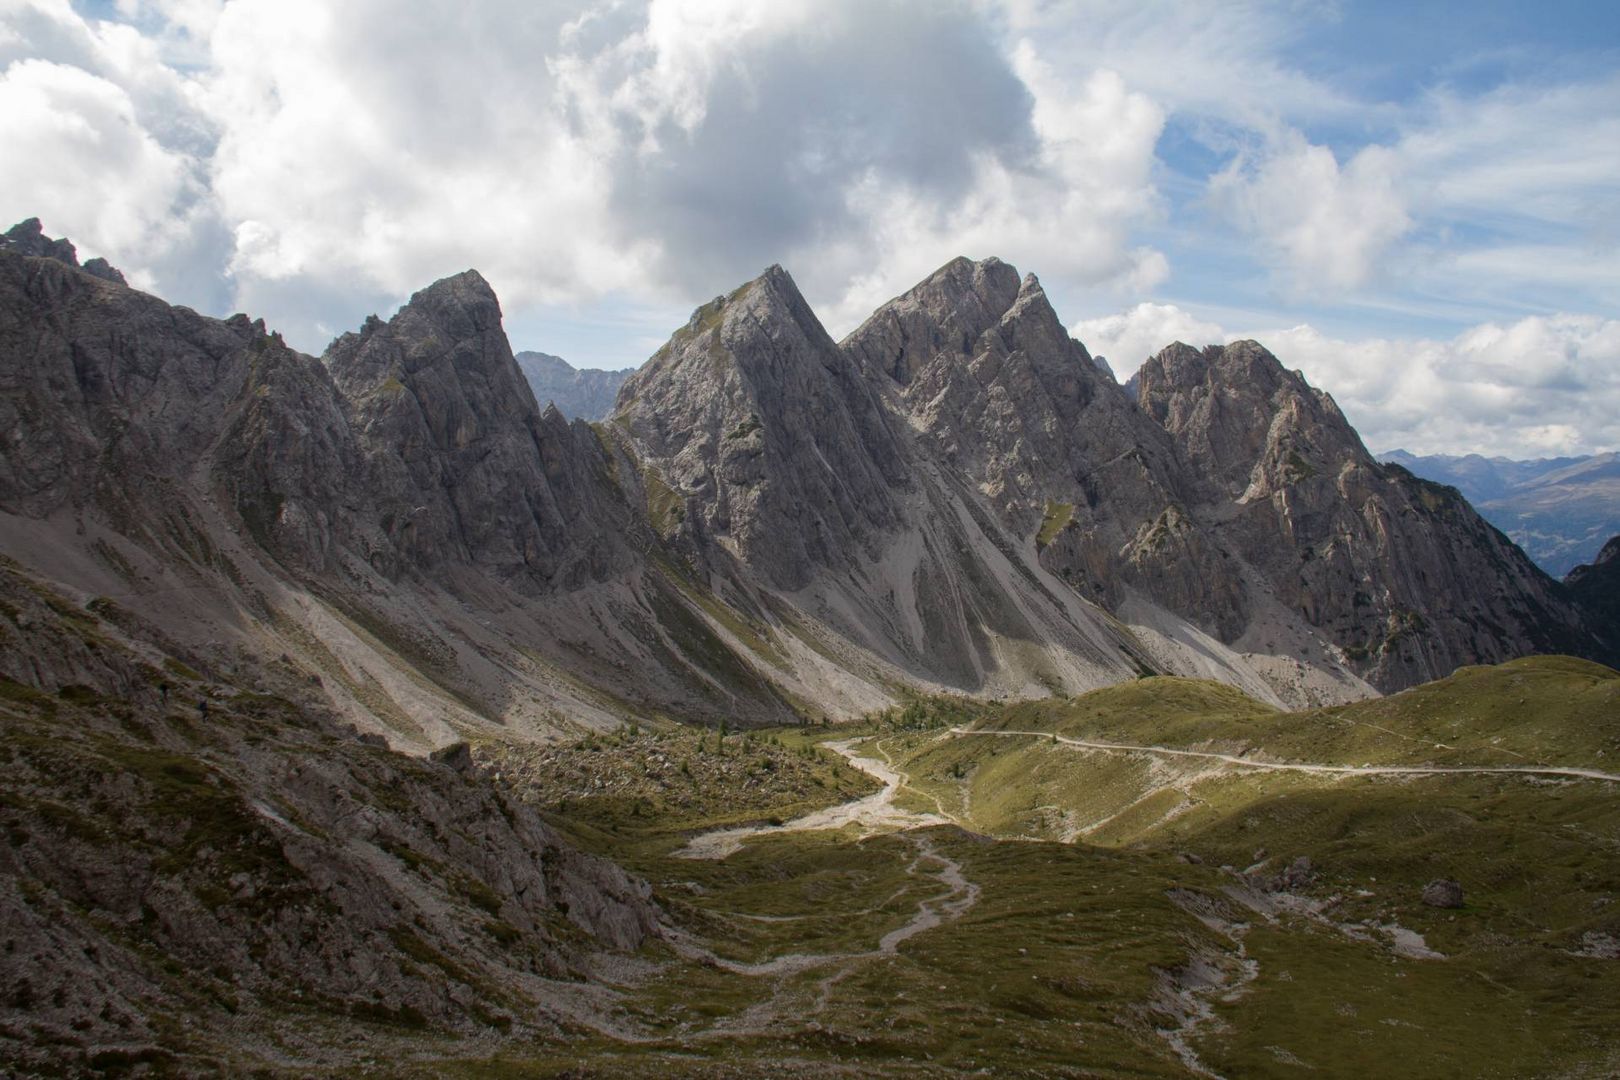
[316,269,640,586]
[325,268,533,416]
[1136,339,1367,500]
[613,264,907,589]
[842,255,1021,384]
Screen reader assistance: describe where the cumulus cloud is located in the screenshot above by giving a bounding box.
[1259,316,1620,457]
[0,0,1174,348]
[1209,131,1411,293]
[1072,302,1223,373]
[816,57,1165,334]
[0,0,1614,471]
[0,57,195,289]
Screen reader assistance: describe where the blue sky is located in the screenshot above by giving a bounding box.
[3,0,1617,455]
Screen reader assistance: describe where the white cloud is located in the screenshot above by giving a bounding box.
[1209,131,1411,293]
[1258,315,1620,457]
[1072,301,1223,372]
[817,60,1166,335]
[989,0,1365,129]
[0,57,195,287]
[0,0,1613,474]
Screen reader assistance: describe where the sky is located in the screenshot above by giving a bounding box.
[2,0,1617,457]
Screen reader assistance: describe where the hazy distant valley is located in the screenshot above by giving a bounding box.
[2,220,1618,1078]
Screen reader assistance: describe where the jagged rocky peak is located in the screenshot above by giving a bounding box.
[321,268,634,589]
[327,270,518,393]
[841,255,1022,384]
[614,264,907,590]
[1136,339,1366,501]
[1,217,126,284]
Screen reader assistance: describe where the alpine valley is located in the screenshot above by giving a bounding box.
[2,219,1618,1078]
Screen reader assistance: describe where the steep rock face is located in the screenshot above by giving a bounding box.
[1381,449,1620,576]
[616,263,1305,700]
[0,250,258,517]
[844,260,1239,630]
[615,266,908,591]
[842,255,1023,385]
[3,219,1612,728]
[215,319,371,573]
[324,272,639,591]
[1135,341,1602,689]
[1566,535,1620,627]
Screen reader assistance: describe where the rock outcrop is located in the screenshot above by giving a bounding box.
[1422,879,1466,909]
[1566,535,1620,627]
[1135,340,1604,689]
[616,266,909,591]
[323,272,640,591]
[0,556,660,1070]
[0,217,125,283]
[0,221,1613,740]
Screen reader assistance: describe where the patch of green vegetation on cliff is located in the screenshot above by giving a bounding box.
[1035,500,1074,549]
[642,467,684,539]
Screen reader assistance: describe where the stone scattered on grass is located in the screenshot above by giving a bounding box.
[1421,878,1465,908]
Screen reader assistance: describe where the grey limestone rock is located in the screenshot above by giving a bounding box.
[615,265,908,591]
[1422,878,1465,908]
[1,217,126,284]
[1135,340,1604,689]
[323,271,641,591]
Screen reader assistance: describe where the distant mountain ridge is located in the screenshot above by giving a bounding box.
[1377,449,1620,575]
[515,350,633,420]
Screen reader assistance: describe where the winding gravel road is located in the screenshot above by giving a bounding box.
[947,727,1620,783]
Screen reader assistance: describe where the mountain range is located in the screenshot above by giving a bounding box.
[1378,449,1620,577]
[1,222,1614,752]
[4,218,1620,1075]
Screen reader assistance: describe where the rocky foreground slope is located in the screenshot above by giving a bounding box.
[0,554,660,1072]
[0,222,1614,754]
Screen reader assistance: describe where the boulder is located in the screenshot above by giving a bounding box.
[1422,879,1465,908]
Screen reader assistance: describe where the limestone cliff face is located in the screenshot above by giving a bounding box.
[323,271,639,591]
[612,265,1173,698]
[615,266,908,592]
[0,252,254,517]
[842,259,1241,636]
[1134,340,1603,688]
